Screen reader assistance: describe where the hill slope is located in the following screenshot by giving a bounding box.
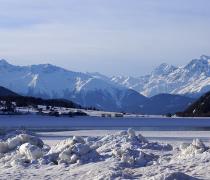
[177,91,210,117]
[141,94,195,115]
[0,86,19,97]
[0,86,80,109]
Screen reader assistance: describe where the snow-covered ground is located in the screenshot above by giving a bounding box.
[0,128,209,180]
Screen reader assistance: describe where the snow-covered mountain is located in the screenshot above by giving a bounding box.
[111,55,210,97]
[0,59,149,112]
[0,58,198,113]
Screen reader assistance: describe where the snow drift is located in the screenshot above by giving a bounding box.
[0,129,208,179]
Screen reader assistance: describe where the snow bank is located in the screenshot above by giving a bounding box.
[0,131,46,168]
[0,132,44,154]
[0,129,173,169]
[96,128,172,154]
[0,129,209,179]
[18,134,44,148]
[93,129,171,167]
[19,143,43,160]
[112,146,156,167]
[47,135,100,165]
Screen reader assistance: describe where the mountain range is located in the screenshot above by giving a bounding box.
[112,55,210,98]
[0,55,209,114]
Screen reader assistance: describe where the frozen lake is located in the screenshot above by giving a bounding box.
[0,115,210,131]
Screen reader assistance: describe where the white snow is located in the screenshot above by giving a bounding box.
[19,143,43,160]
[179,138,208,158]
[3,56,210,110]
[0,60,126,103]
[111,55,210,96]
[0,129,209,179]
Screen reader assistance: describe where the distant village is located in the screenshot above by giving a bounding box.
[0,100,125,118]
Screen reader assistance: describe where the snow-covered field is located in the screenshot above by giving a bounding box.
[0,115,210,179]
[0,129,209,179]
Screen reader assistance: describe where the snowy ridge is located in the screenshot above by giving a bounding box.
[0,59,146,112]
[0,58,197,113]
[111,55,210,97]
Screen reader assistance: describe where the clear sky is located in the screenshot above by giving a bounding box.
[0,0,210,76]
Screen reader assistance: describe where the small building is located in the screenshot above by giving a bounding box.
[114,113,123,117]
[101,113,112,118]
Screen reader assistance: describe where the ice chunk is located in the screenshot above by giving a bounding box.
[73,136,85,144]
[192,138,206,150]
[0,141,8,153]
[180,143,190,151]
[48,138,74,154]
[118,130,128,136]
[19,143,43,160]
[72,144,91,156]
[179,138,208,158]
[70,154,78,163]
[112,146,155,167]
[138,133,148,143]
[47,137,100,165]
[127,128,136,138]
[7,136,21,150]
[59,148,72,161]
[18,134,44,148]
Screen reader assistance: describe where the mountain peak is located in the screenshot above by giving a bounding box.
[185,55,210,72]
[0,59,14,69]
[0,59,10,65]
[153,63,177,76]
[200,54,210,61]
[29,63,67,73]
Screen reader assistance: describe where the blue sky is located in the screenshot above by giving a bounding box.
[0,0,210,76]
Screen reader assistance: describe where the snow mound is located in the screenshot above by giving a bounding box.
[48,138,74,154]
[18,134,44,148]
[19,143,43,160]
[46,136,100,165]
[95,129,148,153]
[0,132,44,154]
[112,146,156,167]
[151,171,198,180]
[93,129,169,167]
[95,129,172,154]
[0,131,46,168]
[179,138,208,158]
